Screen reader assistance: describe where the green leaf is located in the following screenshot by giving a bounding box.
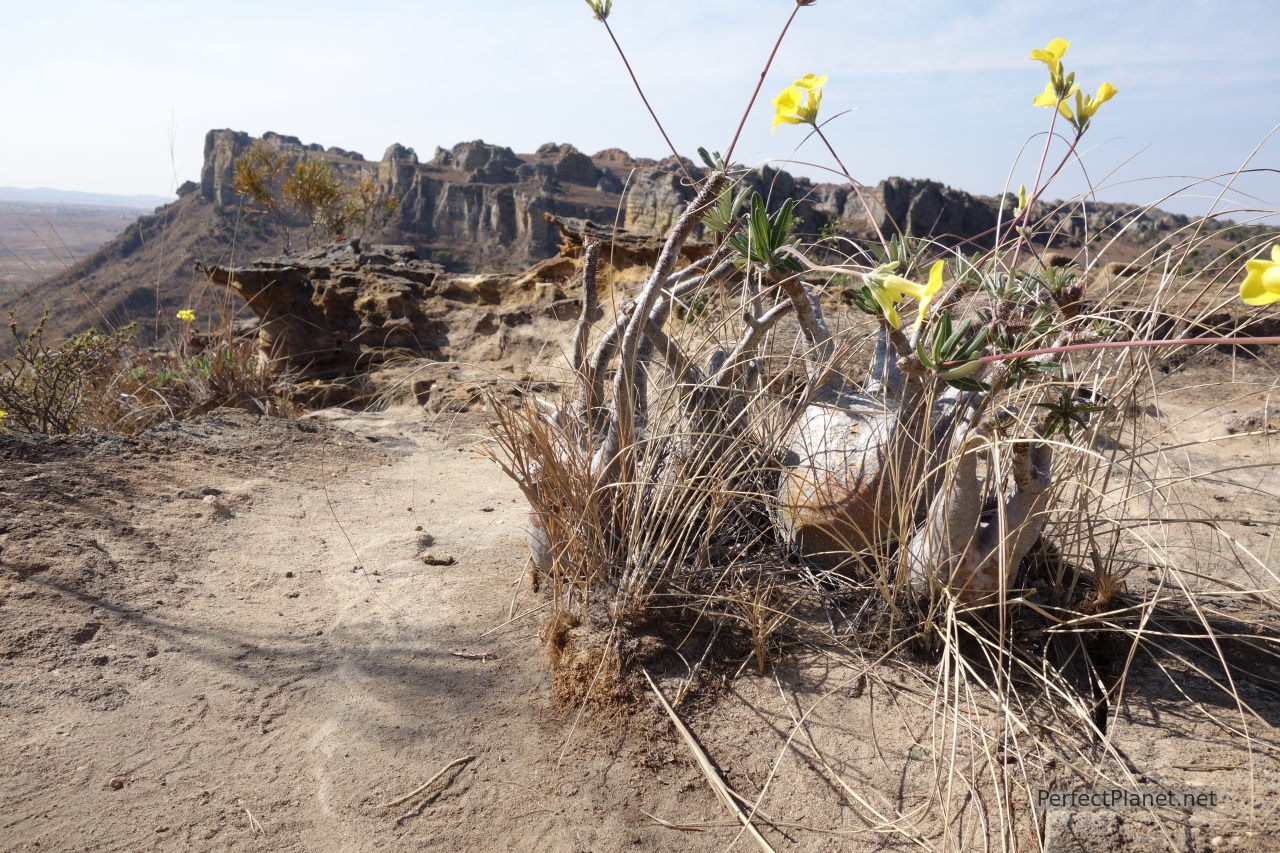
[944,376,989,393]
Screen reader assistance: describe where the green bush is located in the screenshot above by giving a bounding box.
[0,313,135,434]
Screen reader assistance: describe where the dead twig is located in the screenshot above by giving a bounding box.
[378,755,477,811]
[638,808,707,832]
[448,650,498,661]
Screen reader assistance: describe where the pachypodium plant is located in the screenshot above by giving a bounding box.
[498,8,1254,652]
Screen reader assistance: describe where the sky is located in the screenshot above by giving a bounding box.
[1,0,1276,221]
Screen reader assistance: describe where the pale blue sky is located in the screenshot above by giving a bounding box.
[1,0,1275,220]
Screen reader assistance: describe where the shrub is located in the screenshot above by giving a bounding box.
[0,312,135,434]
[0,310,298,436]
[231,141,397,249]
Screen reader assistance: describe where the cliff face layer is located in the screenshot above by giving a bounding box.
[196,129,1074,272]
[6,128,1200,348]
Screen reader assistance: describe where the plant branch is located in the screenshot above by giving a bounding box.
[572,240,600,374]
[813,126,890,255]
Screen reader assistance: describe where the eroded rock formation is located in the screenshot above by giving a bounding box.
[198,219,710,384]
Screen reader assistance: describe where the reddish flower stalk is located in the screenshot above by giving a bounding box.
[941,335,1280,368]
[723,4,807,167]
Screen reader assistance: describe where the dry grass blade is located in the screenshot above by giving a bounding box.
[637,808,707,832]
[236,797,266,836]
[642,669,776,853]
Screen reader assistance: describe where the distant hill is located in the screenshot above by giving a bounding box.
[3,128,1258,350]
[0,187,174,209]
[0,200,149,293]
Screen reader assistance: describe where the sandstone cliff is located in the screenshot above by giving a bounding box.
[4,128,1204,348]
[194,129,1062,272]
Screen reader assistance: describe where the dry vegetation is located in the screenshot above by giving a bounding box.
[480,166,1279,847]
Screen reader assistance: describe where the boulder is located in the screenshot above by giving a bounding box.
[198,242,449,376]
[534,143,600,186]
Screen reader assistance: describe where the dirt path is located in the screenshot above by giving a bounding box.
[4,383,1280,852]
[0,408,744,851]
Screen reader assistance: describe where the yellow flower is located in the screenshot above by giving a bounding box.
[1033,81,1076,120]
[865,261,945,330]
[176,309,196,322]
[1239,244,1280,306]
[1074,82,1118,123]
[912,261,946,331]
[0,410,7,421]
[771,73,826,132]
[1030,38,1070,74]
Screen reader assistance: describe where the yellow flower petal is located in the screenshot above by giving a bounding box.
[1094,82,1118,105]
[794,73,828,91]
[1033,82,1077,119]
[804,85,821,116]
[1044,38,1070,60]
[882,274,926,299]
[912,260,946,331]
[772,85,804,132]
[868,284,903,329]
[1029,38,1070,71]
[1032,82,1059,107]
[1239,256,1280,306]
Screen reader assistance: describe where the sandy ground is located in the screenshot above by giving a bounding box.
[2,352,1279,852]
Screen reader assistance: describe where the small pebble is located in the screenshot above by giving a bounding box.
[480,506,495,512]
[285,571,294,578]
[421,552,456,567]
[109,777,125,790]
